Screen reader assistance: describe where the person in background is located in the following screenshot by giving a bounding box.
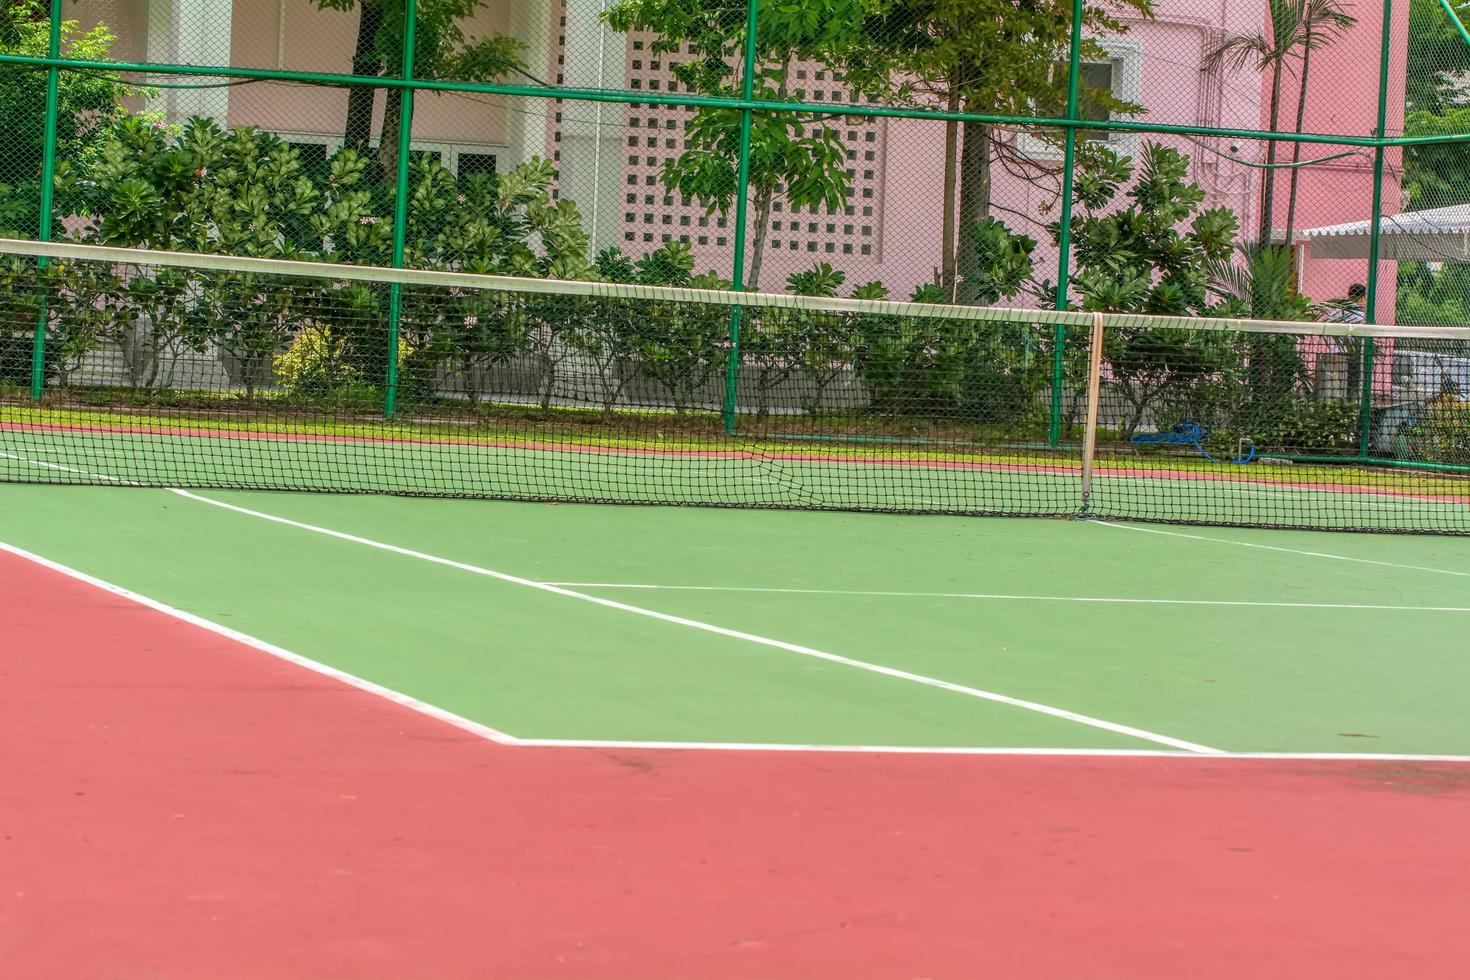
[1329,283,1367,324]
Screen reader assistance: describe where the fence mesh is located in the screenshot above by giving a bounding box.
[2,1,1469,533]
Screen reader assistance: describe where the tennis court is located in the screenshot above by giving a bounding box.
[5,467,1470,978]
[5,243,1470,978]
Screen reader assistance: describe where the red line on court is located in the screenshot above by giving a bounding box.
[6,419,1469,504]
[3,550,1469,980]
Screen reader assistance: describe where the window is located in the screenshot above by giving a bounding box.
[458,153,496,179]
[288,141,328,167]
[1020,39,1142,157]
[1076,61,1118,142]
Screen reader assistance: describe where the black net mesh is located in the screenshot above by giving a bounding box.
[2,240,1468,534]
[0,243,1093,514]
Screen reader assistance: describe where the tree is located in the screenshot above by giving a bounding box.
[1397,0,1470,323]
[313,0,526,179]
[1282,1,1356,245]
[1406,0,1470,115]
[1041,144,1242,438]
[604,0,864,290]
[1205,0,1355,246]
[0,1,131,237]
[843,0,1152,302]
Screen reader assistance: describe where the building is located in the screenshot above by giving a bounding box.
[66,0,1407,311]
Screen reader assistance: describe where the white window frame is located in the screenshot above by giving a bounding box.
[347,138,513,177]
[278,132,341,158]
[1018,38,1143,160]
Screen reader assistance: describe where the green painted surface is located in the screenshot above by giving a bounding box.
[3,484,1468,755]
[0,485,1152,750]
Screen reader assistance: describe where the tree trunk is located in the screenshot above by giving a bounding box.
[1285,31,1314,247]
[939,85,961,300]
[744,185,774,291]
[377,87,405,182]
[739,54,792,292]
[1258,60,1285,244]
[954,119,993,305]
[345,1,385,155]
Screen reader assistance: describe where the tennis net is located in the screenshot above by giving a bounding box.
[2,239,1468,534]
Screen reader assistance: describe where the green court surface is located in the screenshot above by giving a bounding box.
[4,482,1469,758]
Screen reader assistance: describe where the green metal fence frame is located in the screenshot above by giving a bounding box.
[28,0,65,401]
[383,0,418,419]
[9,0,1470,461]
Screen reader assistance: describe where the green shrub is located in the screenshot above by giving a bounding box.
[275,326,360,399]
[1399,398,1470,466]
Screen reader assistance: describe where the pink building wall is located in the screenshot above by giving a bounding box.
[1267,1,1411,321]
[822,0,1408,307]
[63,1,1409,312]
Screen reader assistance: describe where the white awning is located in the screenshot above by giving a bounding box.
[1299,203,1470,262]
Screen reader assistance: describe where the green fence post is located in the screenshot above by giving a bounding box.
[30,0,65,401]
[384,0,418,420]
[1359,0,1394,458]
[1047,0,1086,449]
[722,0,760,437]
[1438,0,1470,48]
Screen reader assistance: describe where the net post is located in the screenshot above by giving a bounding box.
[1077,311,1105,515]
[1359,0,1393,459]
[1048,0,1086,449]
[384,0,419,420]
[722,0,760,437]
[30,2,64,402]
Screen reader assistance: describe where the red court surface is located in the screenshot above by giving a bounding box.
[3,549,1469,980]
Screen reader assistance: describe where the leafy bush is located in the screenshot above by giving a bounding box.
[0,4,132,239]
[1398,397,1470,466]
[274,326,360,399]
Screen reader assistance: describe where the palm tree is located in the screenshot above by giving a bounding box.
[1205,1,1357,245]
[1284,1,1356,245]
[1207,244,1315,418]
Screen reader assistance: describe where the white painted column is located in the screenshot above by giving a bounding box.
[557,0,626,252]
[509,0,555,169]
[147,0,233,126]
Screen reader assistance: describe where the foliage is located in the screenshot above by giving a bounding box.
[618,241,732,412]
[0,3,133,238]
[781,263,862,415]
[313,0,527,178]
[1399,0,1470,324]
[274,325,360,398]
[1397,394,1470,464]
[1397,261,1470,325]
[1204,0,1355,243]
[1407,0,1470,115]
[604,0,863,289]
[840,0,1152,299]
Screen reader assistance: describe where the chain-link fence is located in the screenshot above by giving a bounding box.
[2,0,1467,483]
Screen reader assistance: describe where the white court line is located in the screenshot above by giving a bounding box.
[0,449,134,484]
[0,539,521,745]
[511,737,1470,763]
[4,535,1468,764]
[540,582,1470,613]
[168,487,1221,755]
[1095,520,1470,578]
